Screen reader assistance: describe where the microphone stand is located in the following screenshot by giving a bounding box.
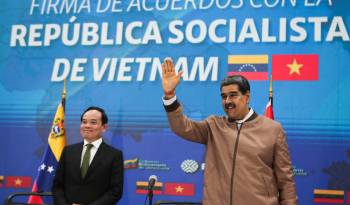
[147,175,157,205]
[148,188,153,205]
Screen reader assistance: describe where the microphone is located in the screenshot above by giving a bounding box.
[148,175,157,190]
[147,175,157,205]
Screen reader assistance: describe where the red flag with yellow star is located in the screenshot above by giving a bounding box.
[272,54,318,81]
[5,176,32,188]
[164,183,195,196]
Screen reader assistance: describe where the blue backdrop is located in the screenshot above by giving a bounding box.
[1,0,350,204]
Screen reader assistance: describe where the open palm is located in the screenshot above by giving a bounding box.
[162,59,182,95]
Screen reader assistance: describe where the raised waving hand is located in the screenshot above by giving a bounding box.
[161,58,183,99]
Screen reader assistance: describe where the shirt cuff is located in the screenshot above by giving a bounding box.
[162,95,177,106]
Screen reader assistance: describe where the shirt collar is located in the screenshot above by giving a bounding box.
[83,137,103,149]
[235,108,254,124]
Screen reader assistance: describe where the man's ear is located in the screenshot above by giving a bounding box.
[246,90,250,101]
[102,124,108,132]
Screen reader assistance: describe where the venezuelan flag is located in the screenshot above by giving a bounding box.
[227,55,268,80]
[28,82,66,204]
[124,158,139,169]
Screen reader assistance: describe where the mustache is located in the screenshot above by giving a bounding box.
[225,103,236,109]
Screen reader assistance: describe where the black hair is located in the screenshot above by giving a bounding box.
[80,106,108,125]
[220,75,250,94]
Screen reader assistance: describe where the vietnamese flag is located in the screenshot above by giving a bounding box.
[6,176,32,188]
[164,183,195,196]
[272,54,318,81]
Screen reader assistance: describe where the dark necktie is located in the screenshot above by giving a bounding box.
[81,144,93,178]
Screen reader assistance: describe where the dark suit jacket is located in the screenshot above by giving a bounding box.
[52,141,123,205]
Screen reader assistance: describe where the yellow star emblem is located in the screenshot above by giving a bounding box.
[15,178,22,186]
[175,185,184,192]
[287,59,303,75]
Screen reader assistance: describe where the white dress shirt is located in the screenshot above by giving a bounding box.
[80,138,103,167]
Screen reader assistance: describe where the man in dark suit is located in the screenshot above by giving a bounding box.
[52,106,123,205]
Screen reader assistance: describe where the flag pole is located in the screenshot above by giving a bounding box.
[264,75,274,120]
[269,74,273,106]
[62,79,66,110]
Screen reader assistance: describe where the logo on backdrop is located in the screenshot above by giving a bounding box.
[181,159,199,174]
[124,158,170,171]
[292,165,308,176]
[201,163,205,171]
[124,158,139,169]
